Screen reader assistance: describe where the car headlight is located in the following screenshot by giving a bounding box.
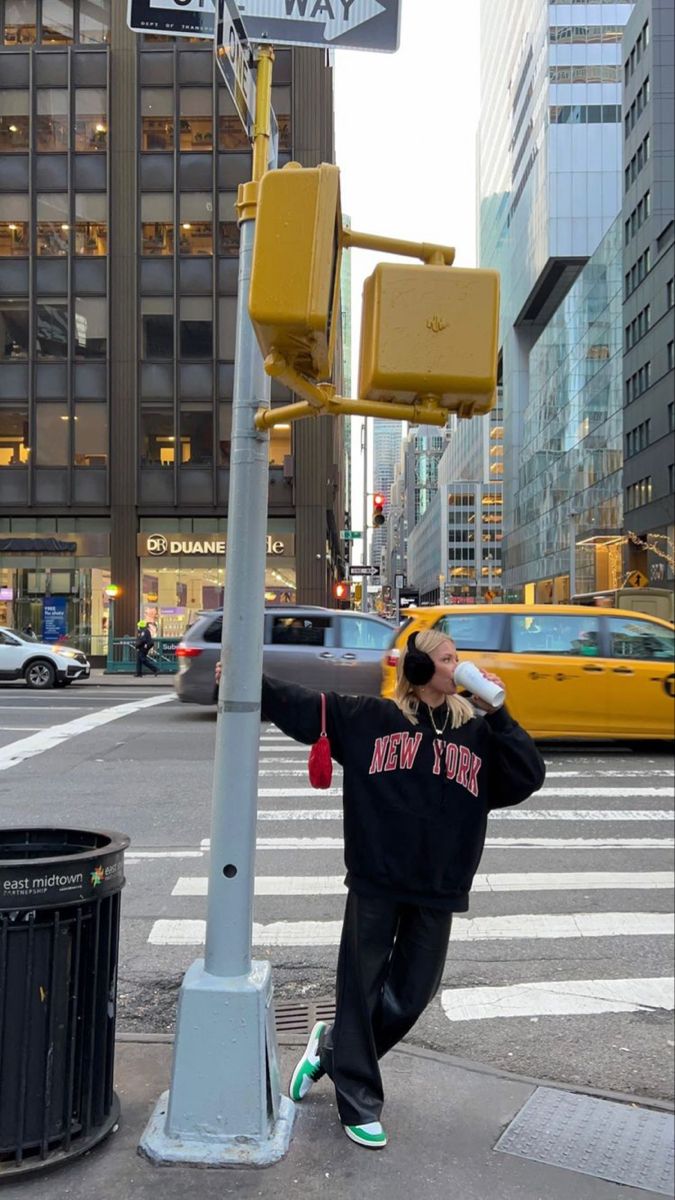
[53,647,78,658]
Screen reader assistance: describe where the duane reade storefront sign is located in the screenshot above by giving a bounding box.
[137,532,297,635]
[137,534,292,557]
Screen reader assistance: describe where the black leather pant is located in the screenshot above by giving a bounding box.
[317,891,453,1126]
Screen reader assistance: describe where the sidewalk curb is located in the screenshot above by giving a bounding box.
[114,1031,675,1114]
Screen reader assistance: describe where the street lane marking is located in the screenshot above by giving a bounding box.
[0,695,175,772]
[200,835,674,850]
[0,726,43,731]
[148,912,674,947]
[126,851,205,861]
[252,809,673,822]
[441,977,675,1022]
[255,786,673,798]
[172,871,675,897]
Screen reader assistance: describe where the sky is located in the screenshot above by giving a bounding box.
[332,0,481,554]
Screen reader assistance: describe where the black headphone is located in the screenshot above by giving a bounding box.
[402,632,435,686]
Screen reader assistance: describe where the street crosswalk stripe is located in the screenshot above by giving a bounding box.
[148,912,673,947]
[255,786,673,798]
[251,809,674,822]
[202,835,674,850]
[440,977,675,1022]
[171,871,674,897]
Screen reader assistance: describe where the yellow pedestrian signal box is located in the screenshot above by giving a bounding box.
[358,264,500,416]
[249,162,342,382]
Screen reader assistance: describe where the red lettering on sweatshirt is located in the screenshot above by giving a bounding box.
[432,739,445,775]
[467,752,482,797]
[399,731,423,770]
[444,743,458,781]
[369,736,390,775]
[456,745,472,789]
[385,732,402,771]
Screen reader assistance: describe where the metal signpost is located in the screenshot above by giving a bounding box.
[139,2,290,1169]
[127,0,401,51]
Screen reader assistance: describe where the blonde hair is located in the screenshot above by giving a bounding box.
[393,627,476,728]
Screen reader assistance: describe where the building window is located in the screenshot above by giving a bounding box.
[141,193,173,256]
[75,193,107,256]
[73,403,108,466]
[179,194,213,255]
[218,402,231,466]
[35,402,69,464]
[218,192,239,256]
[41,0,73,44]
[36,299,68,358]
[218,297,237,359]
[668,342,674,372]
[0,299,29,359]
[669,464,674,495]
[669,403,674,433]
[0,89,30,152]
[141,298,174,359]
[180,297,212,359]
[37,193,69,256]
[140,405,174,466]
[141,89,174,152]
[180,402,212,466]
[0,404,29,465]
[626,477,653,511]
[79,0,110,44]
[74,296,107,359]
[74,89,108,152]
[218,91,249,150]
[3,1,37,44]
[0,194,29,256]
[36,89,69,151]
[667,280,674,309]
[179,90,212,151]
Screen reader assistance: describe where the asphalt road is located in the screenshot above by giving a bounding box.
[0,681,673,1102]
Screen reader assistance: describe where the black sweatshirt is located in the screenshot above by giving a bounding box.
[261,676,546,912]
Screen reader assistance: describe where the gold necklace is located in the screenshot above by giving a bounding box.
[425,702,450,738]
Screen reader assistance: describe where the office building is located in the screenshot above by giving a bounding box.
[407,401,503,603]
[0,1,343,654]
[478,0,635,596]
[621,0,674,585]
[370,418,402,581]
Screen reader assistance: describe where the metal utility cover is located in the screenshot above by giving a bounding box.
[496,1086,675,1196]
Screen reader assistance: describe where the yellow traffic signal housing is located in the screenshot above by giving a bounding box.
[358,264,500,416]
[249,162,342,382]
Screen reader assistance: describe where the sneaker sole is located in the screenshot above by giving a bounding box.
[288,1020,326,1103]
[344,1126,388,1149]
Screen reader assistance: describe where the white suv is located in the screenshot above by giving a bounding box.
[0,627,91,689]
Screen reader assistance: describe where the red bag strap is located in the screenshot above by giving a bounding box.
[319,692,327,737]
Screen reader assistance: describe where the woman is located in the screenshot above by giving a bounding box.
[260,628,546,1150]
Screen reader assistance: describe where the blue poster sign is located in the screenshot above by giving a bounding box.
[42,597,68,642]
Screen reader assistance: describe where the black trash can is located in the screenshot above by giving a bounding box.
[0,827,129,1180]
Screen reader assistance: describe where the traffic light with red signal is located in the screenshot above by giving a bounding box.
[333,581,349,603]
[372,493,385,528]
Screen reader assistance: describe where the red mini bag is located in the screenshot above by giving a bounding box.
[308,692,333,789]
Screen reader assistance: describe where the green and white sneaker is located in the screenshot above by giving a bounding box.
[343,1121,388,1149]
[289,1020,326,1102]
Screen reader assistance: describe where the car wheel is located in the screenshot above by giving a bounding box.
[25,660,56,690]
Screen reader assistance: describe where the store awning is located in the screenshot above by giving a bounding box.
[0,538,77,553]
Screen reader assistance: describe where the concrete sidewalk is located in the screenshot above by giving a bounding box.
[3,1037,672,1199]
[82,670,175,686]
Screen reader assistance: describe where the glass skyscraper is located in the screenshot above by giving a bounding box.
[478,0,635,596]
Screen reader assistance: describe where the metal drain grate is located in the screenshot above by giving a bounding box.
[275,999,336,1036]
[496,1086,675,1196]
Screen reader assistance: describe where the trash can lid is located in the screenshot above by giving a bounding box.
[0,827,130,910]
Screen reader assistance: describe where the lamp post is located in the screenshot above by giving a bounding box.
[104,584,121,666]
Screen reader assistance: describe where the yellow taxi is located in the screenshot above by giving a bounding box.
[381,604,675,742]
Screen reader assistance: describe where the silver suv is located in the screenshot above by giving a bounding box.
[174,606,394,705]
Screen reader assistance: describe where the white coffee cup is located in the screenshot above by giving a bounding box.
[453,661,505,709]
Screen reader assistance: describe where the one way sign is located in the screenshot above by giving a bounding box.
[128,0,401,51]
[349,564,380,577]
